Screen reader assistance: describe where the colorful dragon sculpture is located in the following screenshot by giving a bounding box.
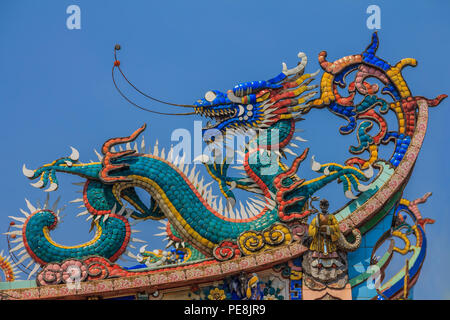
[3,33,445,300]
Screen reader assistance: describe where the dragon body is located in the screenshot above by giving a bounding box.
[6,33,445,290]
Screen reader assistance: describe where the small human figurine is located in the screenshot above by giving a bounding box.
[308,199,341,255]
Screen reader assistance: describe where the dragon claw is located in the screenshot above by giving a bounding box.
[44,183,58,192]
[311,155,321,172]
[22,164,34,178]
[69,146,79,161]
[30,180,44,188]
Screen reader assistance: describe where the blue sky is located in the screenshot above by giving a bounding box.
[0,0,448,298]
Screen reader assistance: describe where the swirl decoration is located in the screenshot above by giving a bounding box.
[237,223,292,256]
[37,260,88,286]
[213,240,241,261]
[307,32,447,169]
[349,193,434,299]
[36,256,130,286]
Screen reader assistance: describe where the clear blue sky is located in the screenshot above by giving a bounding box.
[0,0,448,299]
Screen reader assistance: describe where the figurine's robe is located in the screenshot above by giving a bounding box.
[308,214,340,254]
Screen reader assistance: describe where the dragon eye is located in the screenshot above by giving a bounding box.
[205,91,216,102]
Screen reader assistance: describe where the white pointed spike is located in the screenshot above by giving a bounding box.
[69,198,84,203]
[25,260,34,269]
[345,190,358,200]
[129,244,136,249]
[25,199,36,213]
[154,232,167,237]
[283,147,297,156]
[234,206,241,220]
[224,205,230,218]
[125,250,137,259]
[10,237,22,243]
[251,202,264,212]
[125,208,133,219]
[117,206,126,216]
[247,188,264,195]
[27,263,41,280]
[14,253,30,267]
[294,136,308,142]
[131,238,146,243]
[133,142,139,153]
[103,214,110,223]
[311,155,321,172]
[140,136,146,153]
[363,165,374,179]
[69,146,80,161]
[251,198,266,208]
[203,181,213,191]
[126,142,132,150]
[94,149,103,161]
[193,154,209,163]
[3,230,21,236]
[211,198,218,211]
[167,145,174,162]
[22,164,35,178]
[229,181,237,191]
[246,201,259,217]
[183,163,190,176]
[74,210,85,219]
[131,229,141,234]
[86,215,93,221]
[268,190,276,199]
[8,216,26,223]
[94,215,101,222]
[44,193,50,209]
[239,201,248,219]
[289,142,299,148]
[160,148,166,160]
[17,249,27,256]
[153,140,159,156]
[30,180,44,188]
[139,245,148,253]
[173,155,179,166]
[11,224,24,229]
[10,242,24,253]
[197,177,205,192]
[218,198,223,214]
[44,182,58,192]
[19,208,29,218]
[165,240,174,249]
[324,166,330,176]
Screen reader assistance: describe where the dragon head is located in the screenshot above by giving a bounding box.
[193,52,319,143]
